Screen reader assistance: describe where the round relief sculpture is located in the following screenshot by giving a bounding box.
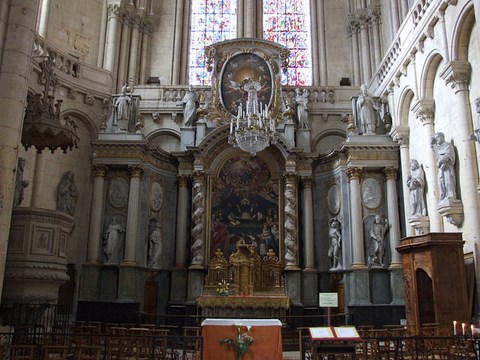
[108,177,129,208]
[327,184,340,215]
[220,52,273,116]
[361,178,381,209]
[150,181,163,212]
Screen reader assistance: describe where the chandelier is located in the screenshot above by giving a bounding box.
[21,57,79,153]
[228,78,277,156]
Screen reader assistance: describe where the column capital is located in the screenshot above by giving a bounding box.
[384,167,398,180]
[128,165,144,178]
[300,176,313,189]
[439,61,471,94]
[93,164,108,177]
[390,126,409,147]
[411,98,435,125]
[346,167,362,181]
[284,171,297,183]
[177,175,190,187]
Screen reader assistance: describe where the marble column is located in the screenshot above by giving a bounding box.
[190,171,206,268]
[172,0,184,85]
[0,0,39,300]
[440,62,480,233]
[86,165,107,264]
[391,127,415,236]
[122,165,143,265]
[412,99,443,232]
[175,175,190,268]
[284,172,299,269]
[384,167,402,267]
[104,4,121,73]
[300,177,315,270]
[347,167,366,267]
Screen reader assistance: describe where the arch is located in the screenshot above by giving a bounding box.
[312,129,346,155]
[146,128,181,153]
[397,87,416,127]
[450,2,475,62]
[60,109,98,139]
[419,50,444,100]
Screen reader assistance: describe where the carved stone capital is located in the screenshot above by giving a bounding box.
[390,126,409,146]
[93,165,107,177]
[346,167,362,181]
[177,175,190,187]
[411,99,435,125]
[384,167,398,180]
[440,61,471,94]
[128,165,144,178]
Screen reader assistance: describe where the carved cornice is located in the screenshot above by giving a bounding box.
[5,262,69,282]
[11,208,75,229]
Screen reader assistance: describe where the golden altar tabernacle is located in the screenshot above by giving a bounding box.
[198,245,290,319]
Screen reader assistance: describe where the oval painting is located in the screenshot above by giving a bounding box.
[220,53,273,116]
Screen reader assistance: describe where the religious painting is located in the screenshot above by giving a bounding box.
[210,155,279,259]
[220,53,273,116]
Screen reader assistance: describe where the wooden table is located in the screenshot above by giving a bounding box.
[201,318,283,360]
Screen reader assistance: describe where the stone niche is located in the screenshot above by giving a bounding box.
[3,208,74,304]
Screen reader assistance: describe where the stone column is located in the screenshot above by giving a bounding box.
[316,0,327,86]
[384,167,402,267]
[347,167,366,267]
[122,165,143,265]
[175,175,190,268]
[358,13,372,84]
[237,0,244,37]
[0,0,39,300]
[370,6,382,72]
[412,99,443,232]
[139,27,150,84]
[86,165,107,264]
[97,1,108,68]
[116,16,131,91]
[347,19,361,86]
[104,4,121,73]
[284,172,299,269]
[300,177,315,270]
[440,61,480,234]
[390,0,400,34]
[172,0,184,85]
[127,13,141,85]
[244,0,256,38]
[38,0,51,38]
[190,171,206,268]
[438,9,450,62]
[31,154,46,208]
[391,127,415,236]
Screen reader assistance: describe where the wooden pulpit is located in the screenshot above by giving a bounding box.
[397,232,470,335]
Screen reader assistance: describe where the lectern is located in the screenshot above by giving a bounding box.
[396,232,469,335]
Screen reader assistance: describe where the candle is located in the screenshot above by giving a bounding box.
[453,321,457,336]
[471,325,474,338]
[462,322,466,336]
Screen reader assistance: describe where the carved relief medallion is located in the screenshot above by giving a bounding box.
[108,177,129,208]
[361,178,381,209]
[327,184,341,215]
[150,181,163,212]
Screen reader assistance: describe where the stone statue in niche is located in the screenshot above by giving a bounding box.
[14,157,29,207]
[356,84,379,135]
[295,88,309,129]
[103,216,125,264]
[367,214,390,267]
[56,171,78,216]
[430,132,457,203]
[148,219,163,268]
[180,86,198,127]
[114,84,132,132]
[406,159,427,217]
[328,218,342,270]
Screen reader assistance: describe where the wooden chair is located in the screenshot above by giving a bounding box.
[106,326,128,360]
[74,345,102,360]
[125,328,152,360]
[10,344,37,360]
[43,345,70,360]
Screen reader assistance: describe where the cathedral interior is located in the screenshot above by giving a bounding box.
[0,0,479,334]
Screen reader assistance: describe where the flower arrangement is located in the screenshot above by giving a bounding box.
[216,279,230,296]
[220,324,254,360]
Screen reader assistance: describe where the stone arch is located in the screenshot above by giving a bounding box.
[397,87,416,127]
[60,108,98,140]
[419,50,444,100]
[312,129,346,155]
[450,2,475,62]
[146,128,181,153]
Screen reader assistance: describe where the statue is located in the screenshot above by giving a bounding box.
[148,220,163,268]
[56,171,78,216]
[327,218,342,270]
[13,157,29,207]
[356,84,379,135]
[406,159,427,217]
[181,86,199,126]
[114,84,132,132]
[295,88,309,129]
[430,132,457,203]
[367,215,390,267]
[103,216,125,264]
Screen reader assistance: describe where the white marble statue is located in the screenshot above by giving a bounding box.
[406,159,427,217]
[327,218,342,270]
[295,88,309,129]
[114,84,132,132]
[103,216,125,264]
[430,132,457,203]
[356,84,378,135]
[181,86,198,126]
[367,215,389,267]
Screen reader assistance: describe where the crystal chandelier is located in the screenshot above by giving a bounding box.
[21,57,79,153]
[228,78,277,156]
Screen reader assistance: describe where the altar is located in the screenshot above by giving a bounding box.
[197,245,290,320]
[202,318,283,360]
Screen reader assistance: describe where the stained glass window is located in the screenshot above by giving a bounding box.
[263,0,312,86]
[189,0,237,85]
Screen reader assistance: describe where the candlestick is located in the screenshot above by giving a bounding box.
[471,324,474,339]
[462,322,466,336]
[453,321,457,336]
